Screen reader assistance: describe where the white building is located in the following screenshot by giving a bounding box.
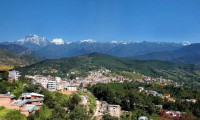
[66,86,77,91]
[138,87,144,92]
[8,70,21,81]
[108,105,121,118]
[65,81,70,88]
[48,80,57,91]
[138,116,148,120]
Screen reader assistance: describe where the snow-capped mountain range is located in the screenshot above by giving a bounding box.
[15,34,191,46]
[3,34,199,65]
[15,34,190,47]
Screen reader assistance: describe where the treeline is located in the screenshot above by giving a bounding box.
[89,82,200,119]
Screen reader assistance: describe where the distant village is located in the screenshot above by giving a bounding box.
[0,68,197,119]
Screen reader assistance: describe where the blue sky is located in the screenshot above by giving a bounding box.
[0,0,200,43]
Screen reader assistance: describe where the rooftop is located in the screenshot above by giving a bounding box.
[109,105,121,108]
[0,94,16,98]
[163,94,170,96]
[22,104,37,112]
[11,100,27,107]
[22,93,44,97]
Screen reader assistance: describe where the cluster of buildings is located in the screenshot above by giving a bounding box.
[178,98,197,103]
[0,92,44,116]
[160,110,186,119]
[139,87,197,103]
[78,71,126,88]
[139,87,168,98]
[144,89,171,99]
[25,70,126,92]
[141,76,171,86]
[25,75,77,91]
[137,110,188,120]
[139,87,174,102]
[138,87,197,119]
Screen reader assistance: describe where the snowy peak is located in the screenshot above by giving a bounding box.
[182,41,191,46]
[80,39,96,43]
[122,41,143,45]
[110,40,143,44]
[111,41,118,44]
[17,34,49,46]
[51,38,65,45]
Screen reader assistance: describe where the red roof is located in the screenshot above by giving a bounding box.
[163,94,170,96]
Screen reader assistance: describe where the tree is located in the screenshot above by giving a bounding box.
[68,93,81,110]
[102,114,119,120]
[24,83,42,93]
[0,82,7,94]
[69,105,90,120]
[5,110,26,120]
[52,105,68,120]
[28,105,52,120]
[40,89,55,108]
[0,71,8,81]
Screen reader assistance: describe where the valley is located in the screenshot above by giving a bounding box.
[0,52,200,119]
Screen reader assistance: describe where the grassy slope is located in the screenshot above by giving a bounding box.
[0,107,26,120]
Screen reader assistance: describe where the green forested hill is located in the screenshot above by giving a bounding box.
[18,53,200,88]
[0,49,39,67]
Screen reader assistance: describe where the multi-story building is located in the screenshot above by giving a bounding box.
[8,70,21,81]
[40,79,49,88]
[0,92,44,116]
[0,93,16,108]
[47,80,57,91]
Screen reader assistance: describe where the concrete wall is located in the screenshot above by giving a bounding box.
[0,97,11,108]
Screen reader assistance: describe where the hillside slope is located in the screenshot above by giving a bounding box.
[134,43,200,64]
[0,49,40,67]
[0,43,32,55]
[18,53,200,88]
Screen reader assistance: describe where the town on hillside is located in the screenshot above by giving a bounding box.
[0,68,198,120]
